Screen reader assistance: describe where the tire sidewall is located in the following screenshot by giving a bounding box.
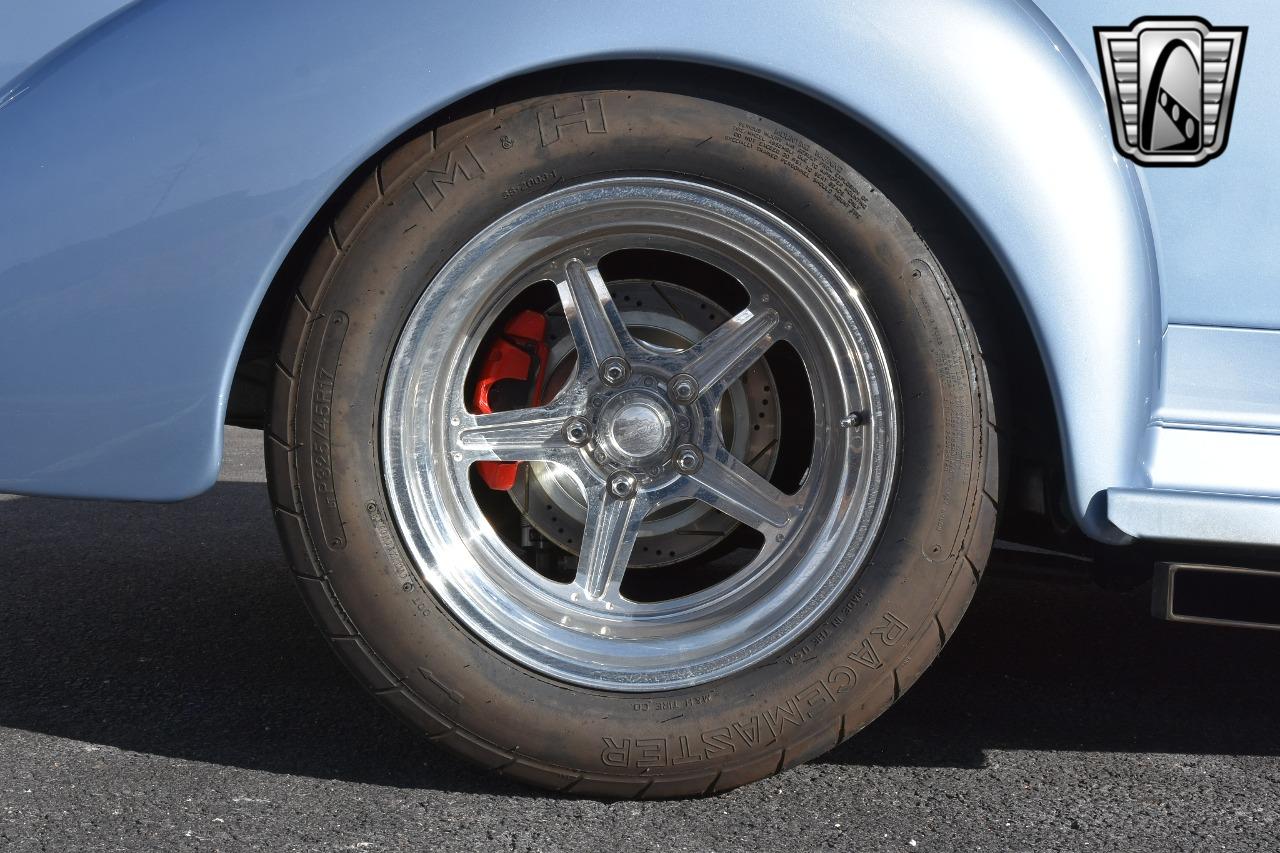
[284,90,987,781]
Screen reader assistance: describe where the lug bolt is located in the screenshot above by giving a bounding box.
[840,412,864,428]
[668,373,698,404]
[563,416,592,446]
[674,444,703,475]
[600,357,631,386]
[608,471,638,499]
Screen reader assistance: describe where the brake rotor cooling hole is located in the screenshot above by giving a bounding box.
[459,247,807,602]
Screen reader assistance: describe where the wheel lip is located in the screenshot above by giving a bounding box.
[380,175,899,692]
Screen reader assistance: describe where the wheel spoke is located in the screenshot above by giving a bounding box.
[675,306,779,401]
[686,448,792,529]
[455,404,576,464]
[575,489,649,601]
[556,257,632,378]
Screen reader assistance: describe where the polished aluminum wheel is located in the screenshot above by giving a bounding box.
[513,278,781,569]
[382,177,897,690]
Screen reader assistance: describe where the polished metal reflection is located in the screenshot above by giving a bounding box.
[381,177,897,690]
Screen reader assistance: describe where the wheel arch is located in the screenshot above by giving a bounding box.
[0,0,1157,538]
[237,56,1128,540]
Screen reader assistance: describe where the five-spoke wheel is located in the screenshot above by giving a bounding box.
[382,177,897,689]
[273,87,998,794]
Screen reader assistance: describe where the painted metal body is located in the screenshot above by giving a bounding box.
[0,0,1275,545]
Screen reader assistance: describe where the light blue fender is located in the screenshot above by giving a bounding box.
[0,0,1158,540]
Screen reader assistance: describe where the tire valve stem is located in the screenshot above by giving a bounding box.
[840,412,864,428]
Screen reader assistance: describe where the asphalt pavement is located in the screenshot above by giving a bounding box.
[2,427,1278,851]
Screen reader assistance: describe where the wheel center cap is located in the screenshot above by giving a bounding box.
[599,394,673,462]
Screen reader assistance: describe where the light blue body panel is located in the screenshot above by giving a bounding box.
[1138,325,1280,498]
[1155,326,1280,433]
[1035,0,1280,539]
[0,0,1273,545]
[1037,0,1280,329]
[0,0,133,89]
[1109,490,1280,547]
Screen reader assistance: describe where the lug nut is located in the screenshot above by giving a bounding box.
[668,373,698,404]
[674,444,703,474]
[563,416,592,446]
[600,357,631,386]
[608,471,638,499]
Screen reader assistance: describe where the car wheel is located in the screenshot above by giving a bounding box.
[267,85,998,797]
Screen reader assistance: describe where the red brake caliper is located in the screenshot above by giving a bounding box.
[471,309,551,491]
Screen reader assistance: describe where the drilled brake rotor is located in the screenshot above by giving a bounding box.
[508,279,780,567]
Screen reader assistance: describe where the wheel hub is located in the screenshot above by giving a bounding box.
[515,280,776,568]
[594,390,675,466]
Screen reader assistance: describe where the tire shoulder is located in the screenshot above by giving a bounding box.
[265,88,1002,796]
